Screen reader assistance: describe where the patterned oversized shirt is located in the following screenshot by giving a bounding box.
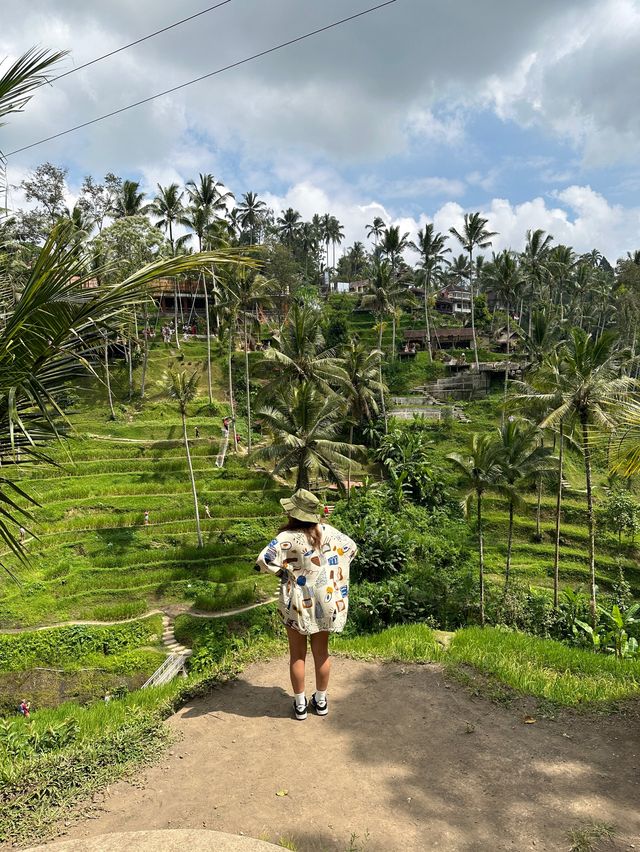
[255,524,358,635]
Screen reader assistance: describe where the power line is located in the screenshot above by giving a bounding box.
[50,0,233,83]
[4,0,398,159]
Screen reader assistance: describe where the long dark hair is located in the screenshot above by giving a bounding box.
[279,517,322,551]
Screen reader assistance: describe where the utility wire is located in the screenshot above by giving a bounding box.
[50,0,233,83]
[5,0,398,158]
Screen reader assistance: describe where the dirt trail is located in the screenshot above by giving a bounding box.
[53,657,639,852]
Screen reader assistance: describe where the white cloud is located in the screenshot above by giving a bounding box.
[264,181,639,264]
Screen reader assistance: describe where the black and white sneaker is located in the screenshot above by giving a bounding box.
[293,699,308,721]
[311,693,328,716]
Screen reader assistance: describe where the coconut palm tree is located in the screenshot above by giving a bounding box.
[449,213,498,369]
[537,329,632,622]
[220,268,273,452]
[483,250,524,409]
[329,216,345,270]
[149,182,185,363]
[495,419,555,590]
[277,208,302,248]
[366,216,385,247]
[113,180,148,218]
[186,173,234,217]
[256,303,347,399]
[447,433,504,625]
[320,213,333,271]
[340,341,382,493]
[165,368,203,547]
[255,381,361,492]
[150,183,183,255]
[411,224,450,360]
[380,225,410,275]
[238,191,267,244]
[521,229,554,334]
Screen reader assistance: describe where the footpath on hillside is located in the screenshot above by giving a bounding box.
[52,658,639,852]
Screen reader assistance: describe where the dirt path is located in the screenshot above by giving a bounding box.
[54,657,639,851]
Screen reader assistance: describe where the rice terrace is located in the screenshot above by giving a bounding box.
[1,1,640,850]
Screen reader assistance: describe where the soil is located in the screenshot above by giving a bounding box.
[49,657,639,851]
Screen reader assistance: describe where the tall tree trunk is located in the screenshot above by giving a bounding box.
[391,313,396,360]
[173,280,180,349]
[128,336,134,400]
[504,500,514,591]
[378,321,387,434]
[182,408,203,548]
[581,415,597,625]
[204,272,213,404]
[424,271,433,361]
[502,300,510,422]
[347,423,353,500]
[243,311,252,453]
[553,420,564,609]
[469,249,480,370]
[477,491,485,626]
[140,303,149,398]
[228,316,238,451]
[296,458,310,491]
[535,474,542,540]
[104,337,115,420]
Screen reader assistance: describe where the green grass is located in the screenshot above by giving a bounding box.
[448,627,640,706]
[333,624,443,662]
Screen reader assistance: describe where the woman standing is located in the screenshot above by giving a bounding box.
[255,488,357,720]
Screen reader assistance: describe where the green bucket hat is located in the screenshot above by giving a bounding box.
[280,488,322,523]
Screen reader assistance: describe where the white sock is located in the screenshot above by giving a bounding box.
[294,692,306,708]
[315,690,327,703]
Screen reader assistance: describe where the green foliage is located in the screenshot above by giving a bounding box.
[575,602,639,658]
[347,578,433,633]
[374,422,451,509]
[448,626,640,705]
[333,623,442,662]
[0,617,162,672]
[597,489,640,542]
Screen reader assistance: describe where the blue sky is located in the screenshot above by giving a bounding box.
[2,0,640,260]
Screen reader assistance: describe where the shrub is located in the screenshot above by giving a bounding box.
[347,578,434,634]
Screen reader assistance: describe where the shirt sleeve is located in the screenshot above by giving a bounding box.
[325,524,358,562]
[255,536,284,575]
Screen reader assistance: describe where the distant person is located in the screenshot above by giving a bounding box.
[19,526,26,543]
[254,489,358,721]
[144,510,150,526]
[222,417,233,434]
[204,504,211,519]
[195,426,200,439]
[18,700,30,718]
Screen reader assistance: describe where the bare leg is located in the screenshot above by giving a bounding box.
[310,631,331,692]
[286,626,307,694]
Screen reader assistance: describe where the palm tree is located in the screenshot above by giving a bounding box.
[449,213,498,369]
[165,369,203,547]
[221,269,273,453]
[320,213,333,271]
[521,229,553,335]
[299,222,320,276]
[483,250,524,409]
[238,192,267,244]
[447,433,503,625]
[257,303,347,399]
[0,221,241,571]
[113,180,148,218]
[276,208,301,248]
[362,260,402,430]
[496,419,554,590]
[150,183,183,255]
[340,341,382,494]
[537,329,632,622]
[329,216,345,270]
[366,216,385,247]
[380,225,409,275]
[548,245,577,323]
[186,173,234,217]
[255,381,360,491]
[148,182,185,374]
[411,224,450,360]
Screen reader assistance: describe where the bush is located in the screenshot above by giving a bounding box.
[347,578,435,634]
